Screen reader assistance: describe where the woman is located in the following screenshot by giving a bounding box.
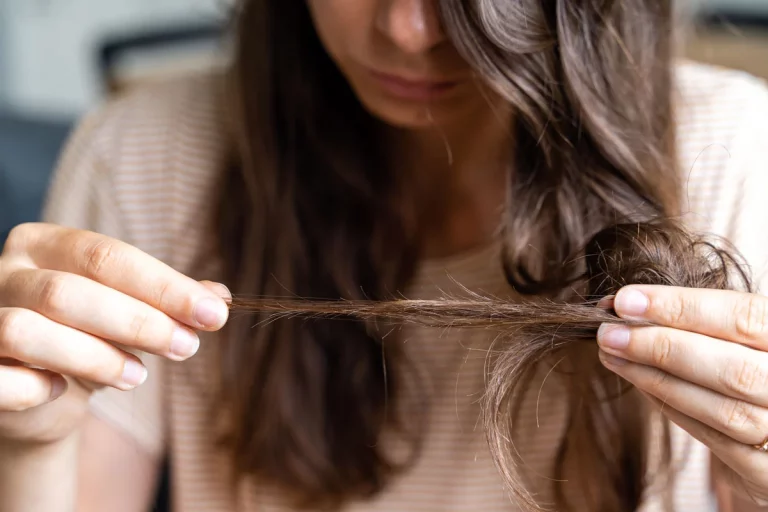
[1,0,768,510]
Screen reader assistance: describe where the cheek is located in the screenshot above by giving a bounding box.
[306,0,373,65]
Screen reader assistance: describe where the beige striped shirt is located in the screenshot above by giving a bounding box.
[42,61,768,511]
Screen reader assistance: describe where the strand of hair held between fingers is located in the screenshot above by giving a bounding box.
[227,296,650,333]
[219,220,750,512]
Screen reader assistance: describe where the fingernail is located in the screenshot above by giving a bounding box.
[212,283,232,304]
[615,289,649,317]
[170,327,200,360]
[597,323,631,350]
[600,351,628,367]
[597,295,615,309]
[194,297,228,328]
[50,376,67,400]
[121,360,148,388]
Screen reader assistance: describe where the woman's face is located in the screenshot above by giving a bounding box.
[307,0,487,129]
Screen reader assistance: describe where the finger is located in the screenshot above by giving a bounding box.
[19,224,229,331]
[3,268,200,361]
[635,387,768,505]
[0,365,67,412]
[597,323,768,406]
[0,308,148,390]
[711,454,768,508]
[612,285,768,350]
[200,281,232,304]
[596,295,615,309]
[599,350,768,446]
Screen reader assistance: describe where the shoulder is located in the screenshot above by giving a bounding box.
[675,59,768,111]
[75,72,229,171]
[45,73,230,268]
[673,59,768,214]
[674,61,768,290]
[675,60,768,173]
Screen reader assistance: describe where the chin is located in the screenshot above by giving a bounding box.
[356,94,462,130]
[368,105,439,129]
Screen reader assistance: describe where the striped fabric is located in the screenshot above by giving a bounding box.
[42,61,768,511]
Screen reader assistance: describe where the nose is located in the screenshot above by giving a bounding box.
[375,0,446,54]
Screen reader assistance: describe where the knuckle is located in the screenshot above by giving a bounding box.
[128,311,154,346]
[649,330,676,367]
[80,238,119,280]
[722,359,768,398]
[662,295,690,326]
[0,267,24,300]
[3,223,34,255]
[0,309,29,355]
[717,398,764,434]
[735,295,768,341]
[37,275,70,316]
[152,280,173,311]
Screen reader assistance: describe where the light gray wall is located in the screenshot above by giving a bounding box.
[1,0,222,118]
[0,0,9,110]
[1,0,765,119]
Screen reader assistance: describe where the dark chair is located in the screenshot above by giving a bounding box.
[0,21,225,250]
[0,114,73,247]
[698,7,768,31]
[686,7,768,82]
[98,22,225,96]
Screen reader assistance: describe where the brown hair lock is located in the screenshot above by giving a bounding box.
[227,221,751,511]
[218,0,687,509]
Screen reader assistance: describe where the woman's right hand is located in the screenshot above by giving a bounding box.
[0,223,230,445]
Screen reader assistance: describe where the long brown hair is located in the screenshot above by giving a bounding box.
[216,0,679,509]
[226,221,750,511]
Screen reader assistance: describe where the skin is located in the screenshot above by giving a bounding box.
[599,288,768,509]
[307,0,512,258]
[0,225,231,511]
[0,0,764,510]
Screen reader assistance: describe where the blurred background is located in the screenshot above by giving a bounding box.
[0,0,226,245]
[0,0,767,246]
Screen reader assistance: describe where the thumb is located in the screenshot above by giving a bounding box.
[199,281,232,304]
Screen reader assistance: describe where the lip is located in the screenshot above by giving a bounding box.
[368,70,459,101]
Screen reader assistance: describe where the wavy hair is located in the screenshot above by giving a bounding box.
[216,1,681,510]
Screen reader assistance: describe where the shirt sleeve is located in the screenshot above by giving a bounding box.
[41,104,167,460]
[721,77,768,296]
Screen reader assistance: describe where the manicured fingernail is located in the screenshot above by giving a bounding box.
[597,295,615,309]
[50,376,67,400]
[597,323,630,350]
[615,289,649,317]
[212,283,232,304]
[121,360,148,388]
[170,328,200,360]
[600,351,628,367]
[194,297,228,328]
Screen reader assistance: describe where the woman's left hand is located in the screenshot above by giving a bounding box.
[598,285,768,504]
